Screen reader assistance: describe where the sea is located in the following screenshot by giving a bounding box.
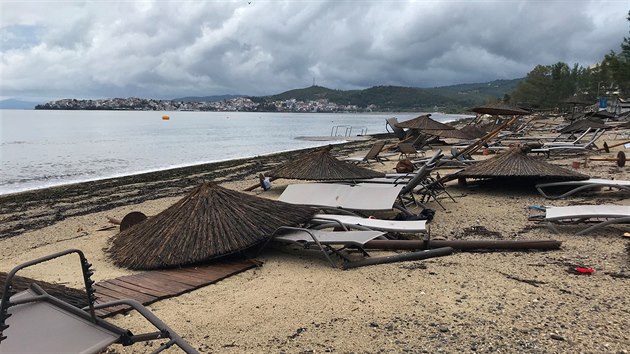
[0,110,472,195]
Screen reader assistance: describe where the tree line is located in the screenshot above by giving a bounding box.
[509,11,630,109]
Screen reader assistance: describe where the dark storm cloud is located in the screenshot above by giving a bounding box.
[0,0,627,100]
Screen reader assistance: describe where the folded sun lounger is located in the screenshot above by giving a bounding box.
[270,227,386,268]
[309,213,428,234]
[0,249,197,353]
[536,178,630,199]
[529,204,630,235]
[343,141,396,165]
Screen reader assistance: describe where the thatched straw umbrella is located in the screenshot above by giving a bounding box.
[394,114,469,139]
[460,124,488,139]
[107,182,317,270]
[267,145,384,180]
[558,118,606,134]
[470,102,530,116]
[395,114,454,130]
[456,146,589,182]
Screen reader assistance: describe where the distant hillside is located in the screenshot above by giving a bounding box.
[256,79,523,113]
[262,86,360,102]
[433,79,522,96]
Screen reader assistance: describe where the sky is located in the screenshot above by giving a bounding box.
[0,0,628,102]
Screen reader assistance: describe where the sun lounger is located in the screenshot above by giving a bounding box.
[309,213,428,234]
[530,129,605,156]
[529,204,630,235]
[386,117,407,140]
[0,249,197,353]
[536,178,630,199]
[357,150,455,210]
[540,128,599,147]
[270,227,386,268]
[397,143,423,159]
[343,141,396,165]
[278,183,404,212]
[412,147,478,169]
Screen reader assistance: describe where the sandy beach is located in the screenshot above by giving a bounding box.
[1,119,629,353]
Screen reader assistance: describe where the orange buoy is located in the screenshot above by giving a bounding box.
[162,115,170,120]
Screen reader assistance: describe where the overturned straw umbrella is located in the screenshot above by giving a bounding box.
[395,114,456,131]
[267,145,384,180]
[107,182,317,270]
[470,102,530,116]
[394,114,469,139]
[456,146,589,183]
[460,124,488,139]
[558,118,607,134]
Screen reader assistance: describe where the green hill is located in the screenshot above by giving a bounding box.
[256,79,522,113]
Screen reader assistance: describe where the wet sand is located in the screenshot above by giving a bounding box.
[1,123,629,353]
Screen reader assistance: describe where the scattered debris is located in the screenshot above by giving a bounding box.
[498,271,547,287]
[568,267,595,275]
[461,226,504,239]
[288,327,307,340]
[550,334,566,341]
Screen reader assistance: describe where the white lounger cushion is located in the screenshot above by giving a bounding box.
[545,205,630,220]
[540,204,630,235]
[279,183,403,211]
[312,214,427,233]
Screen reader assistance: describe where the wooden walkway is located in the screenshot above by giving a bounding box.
[93,260,259,317]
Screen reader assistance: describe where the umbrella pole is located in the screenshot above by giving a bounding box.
[342,247,454,269]
[363,239,562,251]
[454,116,518,159]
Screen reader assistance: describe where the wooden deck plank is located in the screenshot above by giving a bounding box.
[95,285,155,304]
[96,282,158,303]
[119,274,191,293]
[152,272,208,286]
[106,279,166,297]
[93,293,118,304]
[164,268,224,280]
[169,267,229,278]
[150,272,209,286]
[94,259,259,318]
[168,264,246,280]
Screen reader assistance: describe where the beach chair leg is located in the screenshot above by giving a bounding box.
[545,222,560,234]
[575,217,630,236]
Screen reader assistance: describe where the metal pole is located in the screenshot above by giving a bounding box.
[343,247,454,269]
[362,239,562,251]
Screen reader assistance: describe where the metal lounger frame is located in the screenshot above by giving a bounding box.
[269,226,385,268]
[0,249,198,354]
[535,178,630,199]
[529,205,630,235]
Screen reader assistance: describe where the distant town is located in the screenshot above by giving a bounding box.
[35,97,375,113]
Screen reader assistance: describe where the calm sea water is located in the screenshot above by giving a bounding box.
[0,110,471,195]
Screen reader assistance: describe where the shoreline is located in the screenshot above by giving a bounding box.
[0,138,378,239]
[0,139,359,197]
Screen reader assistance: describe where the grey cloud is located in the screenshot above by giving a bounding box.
[0,0,627,100]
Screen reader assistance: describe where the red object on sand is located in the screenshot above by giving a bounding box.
[574,267,595,274]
